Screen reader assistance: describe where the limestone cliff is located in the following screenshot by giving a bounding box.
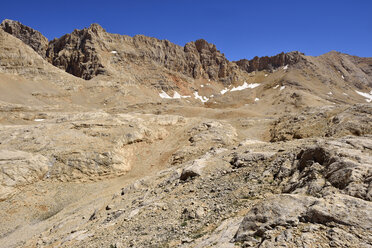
[0,19,49,58]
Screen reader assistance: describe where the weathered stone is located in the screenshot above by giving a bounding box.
[0,150,49,200]
[235,193,372,242]
[235,51,303,72]
[1,19,48,58]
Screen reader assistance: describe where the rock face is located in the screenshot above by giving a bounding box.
[230,135,372,247]
[0,28,47,76]
[0,19,244,84]
[235,51,304,72]
[0,27,83,87]
[0,19,48,58]
[184,39,238,82]
[46,24,242,83]
[46,24,106,80]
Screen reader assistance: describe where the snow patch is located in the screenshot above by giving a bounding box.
[194,91,209,103]
[159,91,172,99]
[327,92,333,95]
[220,88,229,95]
[34,119,45,122]
[355,90,372,103]
[230,82,260,92]
[159,91,190,99]
[110,51,118,54]
[273,85,280,89]
[200,85,204,88]
[265,74,268,77]
[280,86,285,91]
[254,98,260,102]
[219,82,260,95]
[172,91,182,99]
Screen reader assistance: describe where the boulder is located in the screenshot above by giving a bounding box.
[234,193,372,242]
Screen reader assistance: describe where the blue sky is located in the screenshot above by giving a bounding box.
[1,0,371,60]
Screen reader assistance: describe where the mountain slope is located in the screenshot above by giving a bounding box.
[2,19,372,111]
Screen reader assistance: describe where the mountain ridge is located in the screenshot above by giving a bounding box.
[3,18,370,85]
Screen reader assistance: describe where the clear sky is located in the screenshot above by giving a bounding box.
[1,0,371,60]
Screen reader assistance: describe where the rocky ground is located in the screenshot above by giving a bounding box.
[0,19,371,248]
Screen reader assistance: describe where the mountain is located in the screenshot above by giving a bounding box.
[46,24,244,84]
[0,19,371,248]
[2,19,372,111]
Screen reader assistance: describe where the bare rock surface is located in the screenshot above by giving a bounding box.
[0,28,83,88]
[0,112,186,185]
[45,24,244,86]
[235,51,303,72]
[0,19,48,58]
[270,104,372,141]
[7,134,367,248]
[234,193,372,246]
[0,150,49,200]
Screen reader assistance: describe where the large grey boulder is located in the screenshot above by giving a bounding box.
[234,193,372,242]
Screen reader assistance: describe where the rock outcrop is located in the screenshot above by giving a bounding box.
[46,24,106,80]
[46,24,242,83]
[0,150,49,201]
[270,104,372,141]
[184,39,238,82]
[235,51,304,72]
[0,27,83,87]
[0,19,48,58]
[1,19,244,84]
[234,193,372,243]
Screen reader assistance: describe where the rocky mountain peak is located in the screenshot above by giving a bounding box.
[183,39,234,81]
[46,24,105,80]
[88,23,106,33]
[194,39,217,53]
[0,19,48,58]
